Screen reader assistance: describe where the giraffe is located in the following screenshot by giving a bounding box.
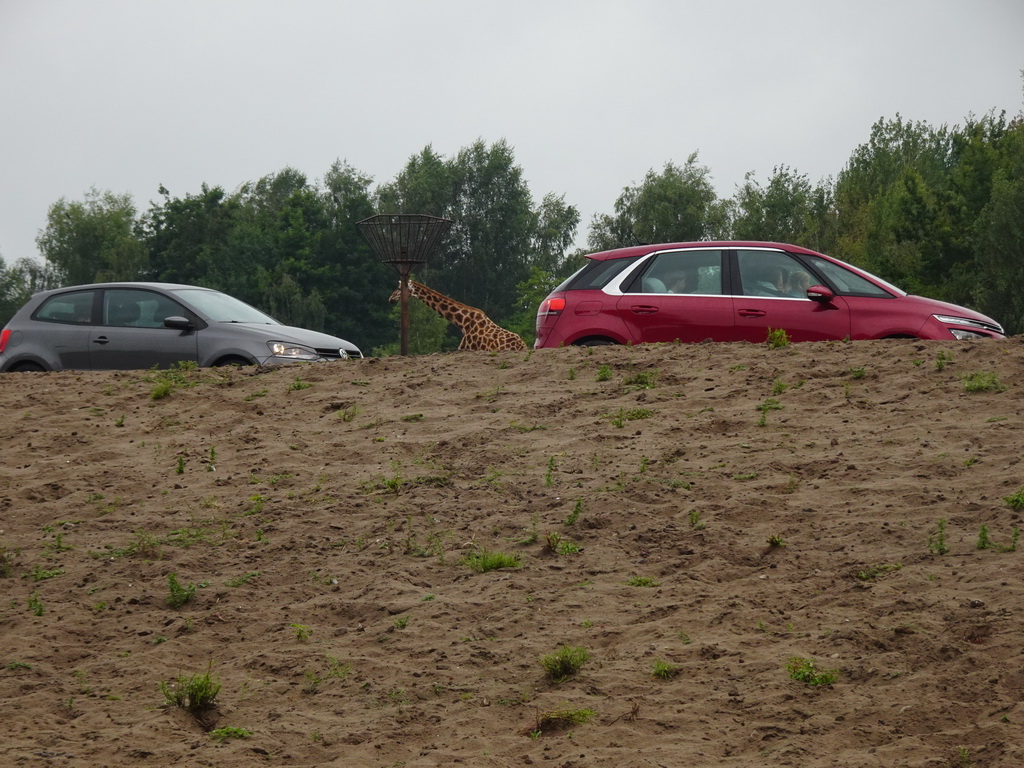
[389,280,527,352]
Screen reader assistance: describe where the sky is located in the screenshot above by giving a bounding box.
[1,0,1022,265]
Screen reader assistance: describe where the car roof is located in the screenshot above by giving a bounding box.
[33,282,213,298]
[585,241,822,261]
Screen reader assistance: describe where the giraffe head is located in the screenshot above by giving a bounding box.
[388,281,418,304]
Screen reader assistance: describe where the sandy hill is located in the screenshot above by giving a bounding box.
[2,339,1023,767]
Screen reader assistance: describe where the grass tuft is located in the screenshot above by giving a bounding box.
[540,645,591,683]
[460,549,521,573]
[786,656,838,686]
[166,572,197,609]
[652,659,680,679]
[159,663,221,713]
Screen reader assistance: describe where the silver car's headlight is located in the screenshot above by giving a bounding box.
[267,341,320,360]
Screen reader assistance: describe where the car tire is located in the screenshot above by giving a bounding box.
[576,338,616,347]
[9,362,47,372]
[212,356,252,367]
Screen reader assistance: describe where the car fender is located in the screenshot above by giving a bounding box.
[0,329,60,371]
[0,351,57,372]
[563,327,633,346]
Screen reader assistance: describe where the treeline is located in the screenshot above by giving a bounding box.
[2,111,1023,352]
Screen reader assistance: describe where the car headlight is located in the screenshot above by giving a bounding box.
[949,328,988,340]
[267,341,320,360]
[932,315,1000,339]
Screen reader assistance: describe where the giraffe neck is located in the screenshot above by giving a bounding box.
[407,281,480,330]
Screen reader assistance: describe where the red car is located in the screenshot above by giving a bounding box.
[535,241,1004,347]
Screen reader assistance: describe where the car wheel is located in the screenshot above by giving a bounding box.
[576,338,616,347]
[9,361,47,372]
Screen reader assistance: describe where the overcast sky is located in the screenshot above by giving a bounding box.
[1,0,1022,265]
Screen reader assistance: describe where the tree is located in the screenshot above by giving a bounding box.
[37,188,147,285]
[729,166,815,243]
[531,193,580,274]
[376,139,575,329]
[831,112,1013,305]
[0,257,54,326]
[371,294,454,356]
[375,146,454,218]
[428,139,538,322]
[973,118,1024,333]
[140,163,396,351]
[142,184,243,285]
[503,265,566,346]
[320,160,395,351]
[588,154,727,251]
[831,115,952,283]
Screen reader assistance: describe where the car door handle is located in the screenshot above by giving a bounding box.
[630,305,659,315]
[737,309,767,318]
[92,336,111,345]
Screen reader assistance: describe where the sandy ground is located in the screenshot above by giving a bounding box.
[2,338,1024,767]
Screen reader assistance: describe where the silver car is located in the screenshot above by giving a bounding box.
[0,282,362,372]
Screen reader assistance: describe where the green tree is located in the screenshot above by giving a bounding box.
[141,163,395,351]
[0,257,54,325]
[503,265,567,346]
[372,292,454,356]
[531,193,580,274]
[143,184,243,285]
[375,146,454,218]
[321,160,395,350]
[729,165,815,243]
[37,188,147,285]
[974,118,1024,333]
[832,111,1013,306]
[802,180,840,255]
[432,139,537,321]
[588,154,728,250]
[376,139,574,332]
[831,115,950,285]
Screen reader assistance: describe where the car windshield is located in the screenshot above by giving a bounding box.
[168,288,279,324]
[810,254,907,297]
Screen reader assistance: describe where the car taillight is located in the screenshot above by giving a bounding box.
[538,297,565,316]
[0,329,9,354]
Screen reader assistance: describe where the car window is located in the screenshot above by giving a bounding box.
[567,255,643,291]
[104,289,187,328]
[168,288,278,323]
[803,255,895,297]
[33,290,96,324]
[736,250,812,298]
[629,250,723,294]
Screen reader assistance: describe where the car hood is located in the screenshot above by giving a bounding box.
[902,294,1001,325]
[214,322,361,352]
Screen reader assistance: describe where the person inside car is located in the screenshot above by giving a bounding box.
[786,270,812,297]
[665,269,696,294]
[748,265,787,296]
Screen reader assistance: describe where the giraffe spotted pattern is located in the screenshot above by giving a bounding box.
[389,281,527,352]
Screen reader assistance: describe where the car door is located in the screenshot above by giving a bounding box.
[731,249,852,342]
[88,288,199,369]
[614,249,734,343]
[30,289,98,369]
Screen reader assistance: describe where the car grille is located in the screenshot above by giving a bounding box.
[975,319,1005,335]
[316,348,360,360]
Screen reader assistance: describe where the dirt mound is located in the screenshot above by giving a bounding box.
[3,338,1023,767]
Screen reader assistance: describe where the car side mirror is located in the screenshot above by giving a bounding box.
[806,285,834,302]
[163,316,194,330]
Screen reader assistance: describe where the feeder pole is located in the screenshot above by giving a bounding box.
[357,214,453,355]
